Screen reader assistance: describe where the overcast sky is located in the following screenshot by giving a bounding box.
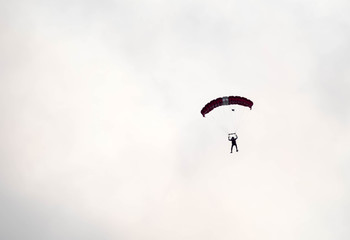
[1,0,350,239]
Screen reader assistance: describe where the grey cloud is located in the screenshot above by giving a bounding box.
[0,185,113,240]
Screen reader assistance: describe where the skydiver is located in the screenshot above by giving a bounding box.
[228,133,238,153]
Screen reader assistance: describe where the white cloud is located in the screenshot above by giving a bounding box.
[1,0,350,239]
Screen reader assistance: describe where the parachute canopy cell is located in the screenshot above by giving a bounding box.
[201,96,253,117]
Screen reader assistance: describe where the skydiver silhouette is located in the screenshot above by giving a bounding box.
[228,133,238,153]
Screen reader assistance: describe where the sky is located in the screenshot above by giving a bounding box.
[1,0,350,239]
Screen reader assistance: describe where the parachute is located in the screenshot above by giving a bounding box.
[201,96,253,117]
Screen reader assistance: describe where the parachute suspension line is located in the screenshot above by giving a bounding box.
[217,107,230,133]
[230,107,243,133]
[208,105,238,134]
[207,110,227,134]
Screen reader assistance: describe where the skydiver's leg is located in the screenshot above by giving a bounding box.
[235,144,238,152]
[231,144,233,153]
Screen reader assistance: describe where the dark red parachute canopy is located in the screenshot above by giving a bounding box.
[201,96,253,117]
